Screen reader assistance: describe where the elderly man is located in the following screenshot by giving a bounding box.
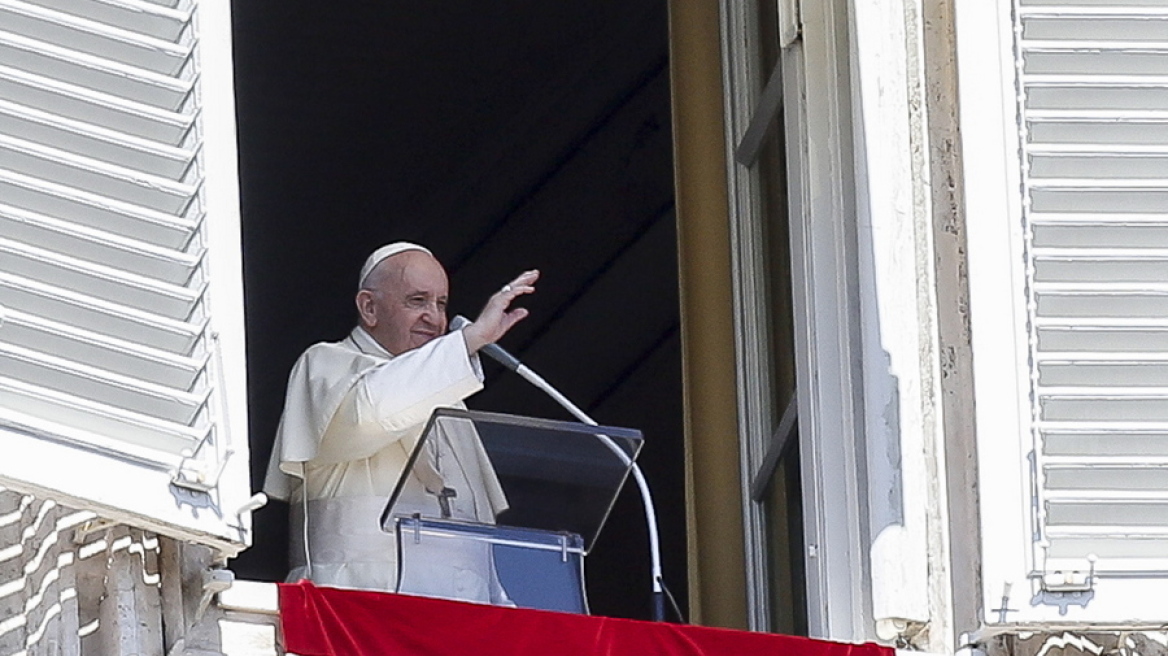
[263,242,538,594]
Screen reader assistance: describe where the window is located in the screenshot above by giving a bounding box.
[0,0,251,554]
[721,0,866,638]
[960,0,1168,624]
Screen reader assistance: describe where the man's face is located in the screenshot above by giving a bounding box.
[358,251,449,355]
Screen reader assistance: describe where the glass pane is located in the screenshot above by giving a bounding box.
[765,441,807,635]
[382,408,642,553]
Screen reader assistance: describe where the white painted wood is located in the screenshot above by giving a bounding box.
[195,0,252,550]
[959,0,1168,627]
[786,0,868,640]
[717,0,783,632]
[778,0,801,48]
[957,0,1041,630]
[0,0,252,554]
[850,0,945,640]
[216,580,283,656]
[218,619,279,656]
[217,582,279,616]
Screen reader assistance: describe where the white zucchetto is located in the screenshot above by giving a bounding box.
[358,242,432,288]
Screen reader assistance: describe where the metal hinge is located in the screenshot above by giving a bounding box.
[170,447,234,493]
[1033,555,1097,616]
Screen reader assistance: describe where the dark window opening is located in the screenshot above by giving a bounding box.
[228,1,687,622]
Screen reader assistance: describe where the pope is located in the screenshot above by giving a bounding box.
[263,242,538,594]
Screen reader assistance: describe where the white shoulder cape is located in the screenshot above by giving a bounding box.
[263,329,388,501]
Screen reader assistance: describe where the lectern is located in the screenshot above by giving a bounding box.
[379,408,643,614]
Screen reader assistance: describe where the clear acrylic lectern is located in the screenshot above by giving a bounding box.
[379,408,643,614]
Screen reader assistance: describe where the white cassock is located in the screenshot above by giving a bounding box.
[263,326,509,597]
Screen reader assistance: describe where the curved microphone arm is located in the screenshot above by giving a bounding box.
[452,317,666,621]
[514,366,664,592]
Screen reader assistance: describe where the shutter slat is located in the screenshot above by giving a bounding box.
[1041,396,1168,422]
[0,170,197,248]
[0,273,204,354]
[1027,86,1168,111]
[0,133,198,213]
[1030,178,1168,188]
[19,0,191,43]
[1029,119,1168,144]
[1042,420,1168,429]
[0,343,207,424]
[1033,221,1168,248]
[0,0,191,76]
[1030,109,1168,119]
[0,203,202,285]
[1031,144,1168,154]
[1043,386,1168,394]
[0,30,193,111]
[1026,53,1168,77]
[1028,75,1168,85]
[1045,454,1168,464]
[0,65,192,144]
[1035,257,1168,282]
[0,406,188,469]
[0,377,204,454]
[1031,154,1168,179]
[1040,351,1168,360]
[1047,502,1168,527]
[1021,6,1168,17]
[0,238,202,319]
[1032,246,1168,255]
[1045,465,1168,489]
[1047,538,1168,565]
[1040,362,1168,385]
[1024,40,1168,50]
[1035,289,1168,318]
[1035,316,1168,326]
[0,99,195,177]
[1031,188,1168,213]
[1040,327,1168,351]
[1044,430,1168,456]
[0,310,205,389]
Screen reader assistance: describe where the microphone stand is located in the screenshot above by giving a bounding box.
[454,317,666,621]
[514,364,667,623]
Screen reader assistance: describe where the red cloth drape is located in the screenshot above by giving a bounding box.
[278,581,894,656]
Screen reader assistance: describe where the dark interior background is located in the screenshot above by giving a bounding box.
[227,1,687,621]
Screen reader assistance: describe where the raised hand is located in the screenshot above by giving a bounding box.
[462,269,539,354]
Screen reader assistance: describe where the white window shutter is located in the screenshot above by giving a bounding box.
[0,0,252,555]
[963,0,1168,624]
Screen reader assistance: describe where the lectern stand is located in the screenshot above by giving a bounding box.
[379,408,643,614]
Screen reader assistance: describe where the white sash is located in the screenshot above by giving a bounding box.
[289,496,398,592]
[289,495,512,604]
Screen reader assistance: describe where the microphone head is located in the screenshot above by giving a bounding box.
[449,315,472,331]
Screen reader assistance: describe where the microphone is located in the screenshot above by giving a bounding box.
[449,315,522,372]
